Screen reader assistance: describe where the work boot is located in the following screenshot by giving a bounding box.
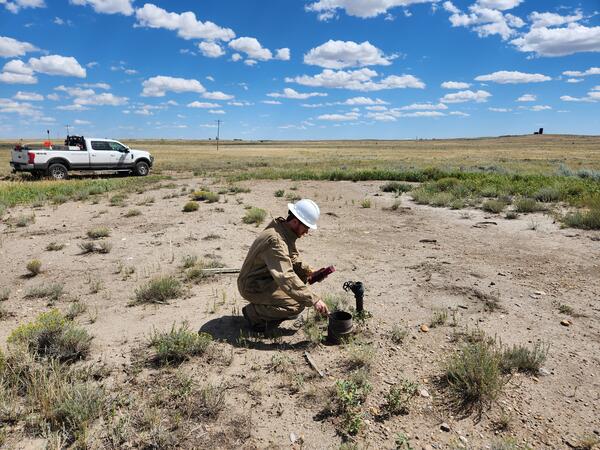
[242,305,285,333]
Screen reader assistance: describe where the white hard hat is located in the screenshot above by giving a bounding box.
[288,199,320,230]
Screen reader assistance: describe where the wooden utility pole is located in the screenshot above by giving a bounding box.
[215,119,221,151]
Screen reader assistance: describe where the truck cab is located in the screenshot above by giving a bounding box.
[10,136,153,179]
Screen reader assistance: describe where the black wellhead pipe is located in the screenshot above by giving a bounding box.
[343,281,364,313]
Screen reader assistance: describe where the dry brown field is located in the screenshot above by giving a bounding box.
[0,135,599,449]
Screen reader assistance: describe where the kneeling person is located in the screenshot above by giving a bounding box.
[238,199,329,332]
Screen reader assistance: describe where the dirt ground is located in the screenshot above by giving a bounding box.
[1,177,599,449]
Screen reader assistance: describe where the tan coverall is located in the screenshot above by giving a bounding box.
[237,217,316,324]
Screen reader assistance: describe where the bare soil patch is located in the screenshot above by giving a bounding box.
[1,178,599,449]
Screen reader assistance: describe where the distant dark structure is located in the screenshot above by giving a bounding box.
[534,127,544,135]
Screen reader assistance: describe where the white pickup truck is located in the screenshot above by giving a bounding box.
[10,136,154,179]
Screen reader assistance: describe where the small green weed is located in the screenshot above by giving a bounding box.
[360,198,371,208]
[381,181,412,194]
[384,379,418,416]
[430,310,448,328]
[274,189,285,197]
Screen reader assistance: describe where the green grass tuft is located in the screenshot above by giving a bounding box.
[86,227,110,239]
[26,259,42,275]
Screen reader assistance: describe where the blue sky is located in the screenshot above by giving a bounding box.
[0,0,599,140]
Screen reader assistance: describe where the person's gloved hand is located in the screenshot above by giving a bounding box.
[314,299,329,317]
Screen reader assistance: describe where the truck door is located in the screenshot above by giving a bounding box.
[89,140,118,169]
[108,141,132,168]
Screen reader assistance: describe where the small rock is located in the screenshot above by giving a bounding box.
[560,319,571,327]
[440,423,451,432]
[459,436,468,444]
[289,432,297,443]
[420,324,430,333]
[538,367,551,376]
[534,290,546,295]
[420,389,430,398]
[422,446,435,450]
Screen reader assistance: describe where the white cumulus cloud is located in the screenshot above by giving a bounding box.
[0,36,38,57]
[517,94,536,101]
[441,89,492,103]
[267,88,327,100]
[135,3,235,41]
[529,11,583,29]
[344,97,389,105]
[400,102,448,110]
[441,80,471,89]
[477,0,523,11]
[141,76,205,97]
[1,0,44,13]
[318,112,360,121]
[443,1,525,41]
[287,68,425,91]
[475,70,551,84]
[69,0,133,15]
[198,41,224,58]
[511,23,600,57]
[228,37,286,63]
[0,59,37,84]
[304,40,393,69]
[14,91,43,101]
[187,101,220,108]
[562,67,600,78]
[306,0,437,20]
[28,55,86,78]
[203,91,234,100]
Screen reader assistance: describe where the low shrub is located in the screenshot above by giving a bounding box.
[124,208,141,217]
[24,283,64,302]
[562,208,600,230]
[7,309,92,362]
[26,259,42,276]
[380,182,412,194]
[15,214,35,227]
[334,375,372,436]
[505,211,519,220]
[109,194,126,206]
[390,325,408,344]
[501,342,548,374]
[274,189,285,197]
[86,227,110,239]
[242,207,267,226]
[227,185,250,194]
[183,201,199,212]
[482,199,507,214]
[148,322,212,365]
[46,242,65,251]
[360,198,371,208]
[430,192,455,207]
[534,187,560,203]
[514,198,545,213]
[430,310,448,327]
[0,288,9,301]
[444,339,506,415]
[191,190,219,203]
[132,276,183,305]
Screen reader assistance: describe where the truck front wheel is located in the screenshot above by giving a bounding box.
[134,161,149,176]
[48,163,68,180]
